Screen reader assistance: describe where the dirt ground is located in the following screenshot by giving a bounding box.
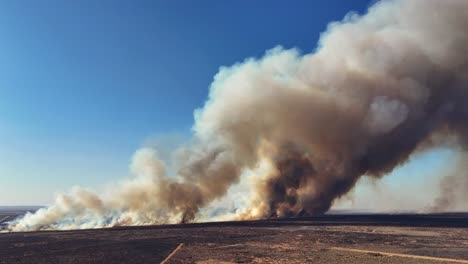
[1,214,467,264]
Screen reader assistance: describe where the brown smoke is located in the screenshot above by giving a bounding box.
[430,152,468,212]
[6,0,468,231]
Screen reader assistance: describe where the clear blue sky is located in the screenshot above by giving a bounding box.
[1,0,446,206]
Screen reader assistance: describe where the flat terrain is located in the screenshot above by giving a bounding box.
[0,207,39,228]
[1,214,468,264]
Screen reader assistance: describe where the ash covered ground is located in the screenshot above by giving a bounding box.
[1,213,468,264]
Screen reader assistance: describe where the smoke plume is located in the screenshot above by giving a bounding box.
[7,0,468,231]
[430,152,468,212]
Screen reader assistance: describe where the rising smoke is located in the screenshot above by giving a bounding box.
[430,152,468,212]
[7,0,468,231]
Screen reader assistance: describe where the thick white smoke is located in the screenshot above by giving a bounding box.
[6,0,468,231]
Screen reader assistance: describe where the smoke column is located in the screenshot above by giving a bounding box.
[7,0,468,231]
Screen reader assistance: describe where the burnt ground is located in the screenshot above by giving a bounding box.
[1,214,468,264]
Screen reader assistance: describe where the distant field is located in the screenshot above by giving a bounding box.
[0,206,42,227]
